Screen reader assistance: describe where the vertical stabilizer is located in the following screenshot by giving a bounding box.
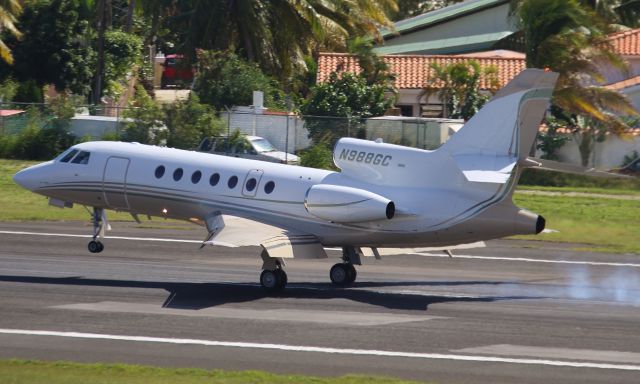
[443,69,558,183]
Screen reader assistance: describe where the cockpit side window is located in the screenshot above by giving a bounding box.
[59,149,79,163]
[71,151,91,164]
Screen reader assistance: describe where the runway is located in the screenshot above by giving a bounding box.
[1,221,639,383]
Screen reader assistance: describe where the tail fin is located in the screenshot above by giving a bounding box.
[443,69,558,183]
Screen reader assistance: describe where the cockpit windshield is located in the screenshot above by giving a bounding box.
[59,149,79,163]
[57,148,91,164]
[71,151,91,164]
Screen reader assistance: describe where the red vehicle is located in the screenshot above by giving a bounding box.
[160,54,194,89]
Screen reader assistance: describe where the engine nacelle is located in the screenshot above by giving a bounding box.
[304,184,395,223]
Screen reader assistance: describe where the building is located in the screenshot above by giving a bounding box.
[375,0,517,55]
[317,50,525,117]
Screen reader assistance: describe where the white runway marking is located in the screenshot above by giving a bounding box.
[411,252,640,268]
[0,328,639,371]
[1,230,639,268]
[0,230,237,247]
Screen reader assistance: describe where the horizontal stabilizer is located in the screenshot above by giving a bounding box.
[525,157,631,178]
[454,154,517,183]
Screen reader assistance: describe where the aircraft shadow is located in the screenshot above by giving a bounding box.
[0,275,544,311]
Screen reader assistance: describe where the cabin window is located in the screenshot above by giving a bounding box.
[59,149,78,163]
[245,178,257,192]
[155,165,165,179]
[264,181,275,194]
[173,168,183,181]
[191,170,202,184]
[209,173,220,186]
[228,175,238,189]
[71,151,91,164]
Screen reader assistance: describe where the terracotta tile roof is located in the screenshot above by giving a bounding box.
[317,52,525,89]
[607,28,640,56]
[605,75,640,90]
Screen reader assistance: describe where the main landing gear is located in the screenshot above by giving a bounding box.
[329,246,360,286]
[88,207,105,253]
[258,246,361,293]
[259,249,287,293]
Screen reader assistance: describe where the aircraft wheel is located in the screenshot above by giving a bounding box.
[88,240,103,253]
[330,263,352,286]
[260,269,286,292]
[345,263,357,284]
[276,269,288,289]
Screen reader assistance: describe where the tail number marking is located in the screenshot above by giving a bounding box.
[339,149,391,166]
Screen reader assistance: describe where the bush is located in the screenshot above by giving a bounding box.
[123,85,166,145]
[299,143,336,170]
[300,72,393,146]
[519,168,640,190]
[193,50,286,111]
[164,94,225,149]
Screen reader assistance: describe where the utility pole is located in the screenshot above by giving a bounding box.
[93,0,106,106]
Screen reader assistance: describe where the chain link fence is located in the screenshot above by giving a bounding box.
[0,102,463,158]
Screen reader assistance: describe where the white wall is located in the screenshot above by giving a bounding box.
[221,111,312,153]
[539,134,640,169]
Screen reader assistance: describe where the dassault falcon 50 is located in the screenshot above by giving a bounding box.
[14,69,561,291]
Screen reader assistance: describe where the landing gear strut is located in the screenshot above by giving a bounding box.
[330,246,360,286]
[88,207,105,253]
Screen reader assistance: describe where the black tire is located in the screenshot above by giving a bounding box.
[88,241,102,253]
[260,269,284,293]
[330,263,349,286]
[345,263,357,284]
[276,269,288,289]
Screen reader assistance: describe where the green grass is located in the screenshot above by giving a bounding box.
[516,184,640,196]
[0,360,425,384]
[514,193,640,254]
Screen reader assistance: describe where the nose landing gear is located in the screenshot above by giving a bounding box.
[87,207,106,253]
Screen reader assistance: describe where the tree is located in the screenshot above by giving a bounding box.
[300,72,394,144]
[0,0,22,64]
[423,60,499,120]
[193,50,285,111]
[4,0,94,95]
[173,0,398,85]
[123,85,165,145]
[392,0,462,20]
[347,36,395,87]
[102,30,142,97]
[164,94,225,149]
[510,0,639,166]
[584,0,640,27]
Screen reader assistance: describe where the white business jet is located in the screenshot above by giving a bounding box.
[14,69,559,291]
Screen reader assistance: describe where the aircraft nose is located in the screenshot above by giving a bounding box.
[13,166,41,191]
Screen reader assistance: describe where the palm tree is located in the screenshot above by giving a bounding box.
[584,0,640,27]
[177,0,398,84]
[510,0,639,166]
[0,0,22,64]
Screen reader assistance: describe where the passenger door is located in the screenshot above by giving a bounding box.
[103,157,130,210]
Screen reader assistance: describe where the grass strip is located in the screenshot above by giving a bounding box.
[0,359,425,384]
[513,193,640,254]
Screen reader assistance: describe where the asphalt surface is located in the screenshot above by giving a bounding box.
[0,221,639,384]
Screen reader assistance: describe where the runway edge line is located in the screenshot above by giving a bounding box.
[1,329,639,371]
